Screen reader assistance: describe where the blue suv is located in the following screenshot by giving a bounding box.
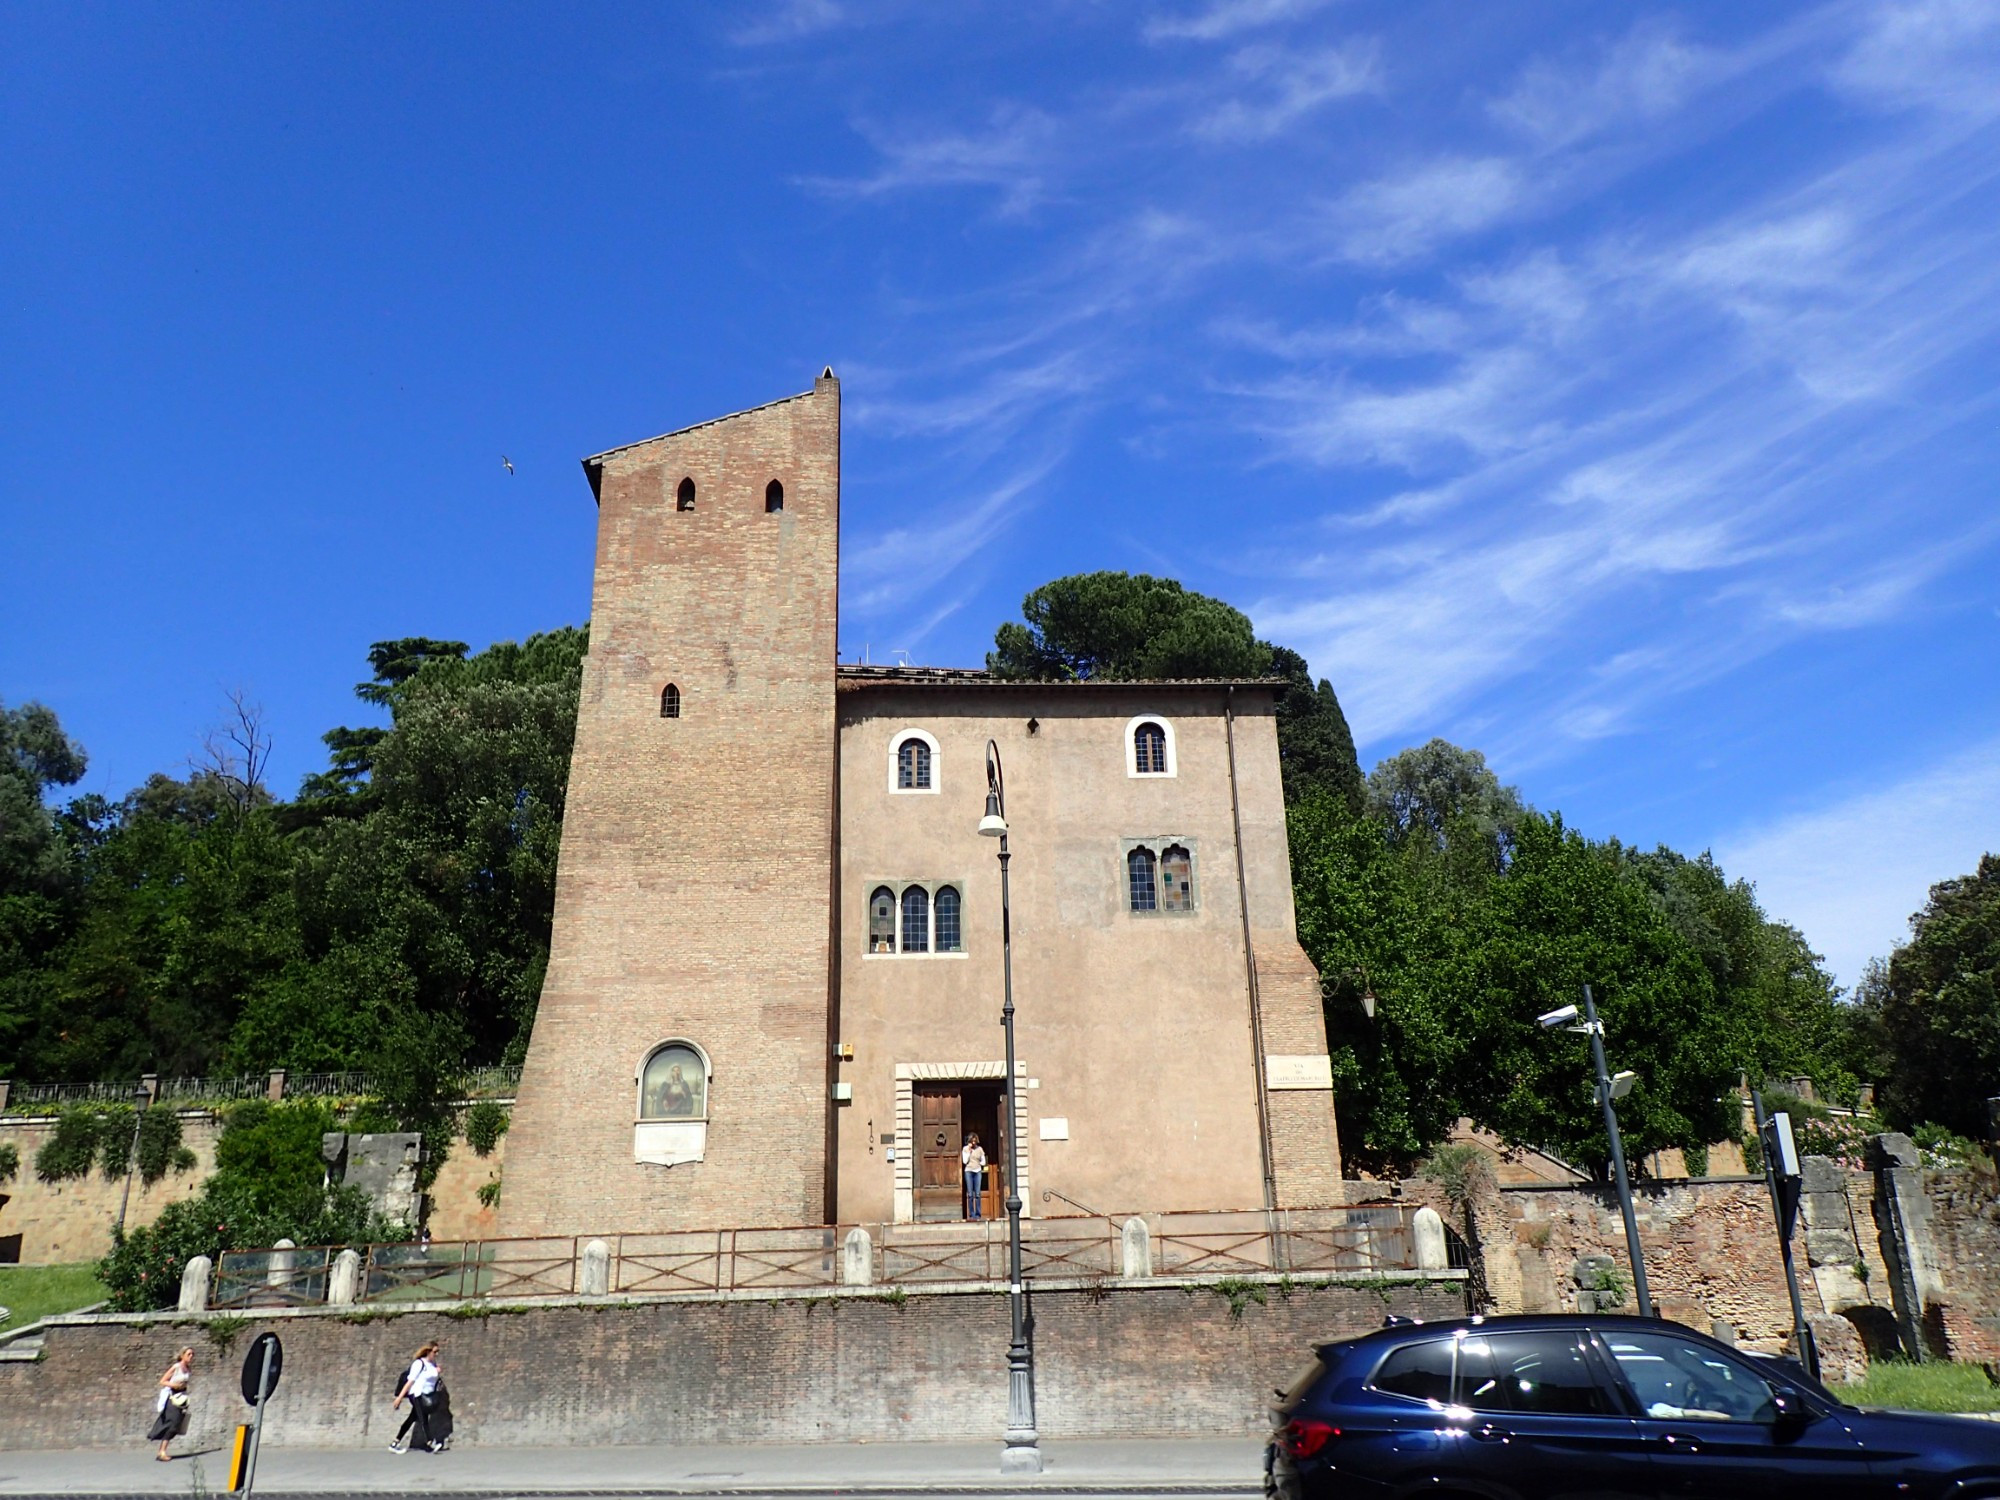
[1267,1313,2000,1499]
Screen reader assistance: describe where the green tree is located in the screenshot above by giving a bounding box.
[1366,739,1525,852]
[1270,646,1364,813]
[98,1100,402,1312]
[1871,855,2000,1138]
[987,572,1272,681]
[229,628,587,1075]
[987,573,1363,808]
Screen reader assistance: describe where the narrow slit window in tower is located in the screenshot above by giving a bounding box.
[676,476,696,512]
[766,479,784,513]
[661,684,681,719]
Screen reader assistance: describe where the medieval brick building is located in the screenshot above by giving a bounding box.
[500,372,1341,1237]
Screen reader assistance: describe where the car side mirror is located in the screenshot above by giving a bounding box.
[1769,1387,1814,1434]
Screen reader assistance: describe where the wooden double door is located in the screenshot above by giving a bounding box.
[914,1082,1006,1222]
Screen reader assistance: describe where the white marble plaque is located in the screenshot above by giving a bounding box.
[1265,1054,1334,1091]
[1038,1117,1070,1140]
[634,1120,707,1166]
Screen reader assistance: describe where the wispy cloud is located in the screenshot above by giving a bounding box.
[803,104,1061,214]
[1145,0,1338,44]
[843,456,1061,615]
[1193,41,1382,141]
[1322,156,1526,265]
[730,0,848,47]
[1489,21,1722,148]
[1831,0,2000,114]
[1717,734,2000,987]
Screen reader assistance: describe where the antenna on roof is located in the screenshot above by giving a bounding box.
[892,650,913,668]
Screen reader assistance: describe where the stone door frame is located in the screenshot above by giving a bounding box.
[893,1060,1030,1224]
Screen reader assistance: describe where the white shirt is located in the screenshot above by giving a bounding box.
[961,1143,987,1172]
[407,1358,439,1398]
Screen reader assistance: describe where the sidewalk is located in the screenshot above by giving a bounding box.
[0,1437,1267,1498]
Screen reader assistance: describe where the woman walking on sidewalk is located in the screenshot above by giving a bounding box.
[390,1342,443,1453]
[147,1346,194,1462]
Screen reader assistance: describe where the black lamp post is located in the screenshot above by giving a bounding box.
[979,740,1040,1475]
[114,1084,152,1238]
[1540,986,1653,1317]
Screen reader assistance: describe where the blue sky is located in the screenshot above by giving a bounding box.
[4,1,1997,987]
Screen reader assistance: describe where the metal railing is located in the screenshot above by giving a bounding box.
[207,1205,1453,1310]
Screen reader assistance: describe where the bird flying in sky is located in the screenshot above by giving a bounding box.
[501,455,514,474]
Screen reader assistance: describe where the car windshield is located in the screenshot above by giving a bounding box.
[1602,1331,1777,1423]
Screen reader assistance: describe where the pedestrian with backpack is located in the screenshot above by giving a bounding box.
[389,1342,442,1453]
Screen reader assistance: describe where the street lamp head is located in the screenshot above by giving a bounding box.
[979,788,1007,837]
[1360,987,1378,1021]
[1537,1003,1580,1029]
[1609,1070,1637,1100]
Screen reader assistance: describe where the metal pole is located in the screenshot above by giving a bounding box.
[242,1336,276,1496]
[989,743,1041,1476]
[1582,986,1653,1317]
[1753,1089,1819,1379]
[114,1090,148,1237]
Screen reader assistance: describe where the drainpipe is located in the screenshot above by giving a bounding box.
[1225,687,1280,1221]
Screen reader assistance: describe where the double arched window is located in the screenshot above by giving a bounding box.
[1126,840,1197,915]
[888,730,940,794]
[867,882,964,955]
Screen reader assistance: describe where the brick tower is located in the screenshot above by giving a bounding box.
[500,372,840,1237]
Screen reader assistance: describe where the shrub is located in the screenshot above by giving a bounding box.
[34,1108,104,1182]
[0,1141,18,1184]
[465,1100,509,1157]
[477,1178,501,1209]
[1682,1144,1709,1177]
[1913,1123,1987,1171]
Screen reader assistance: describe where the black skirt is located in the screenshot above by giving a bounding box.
[147,1397,189,1441]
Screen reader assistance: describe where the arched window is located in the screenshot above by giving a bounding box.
[901,885,930,953]
[1161,844,1194,911]
[934,884,962,953]
[1134,721,1168,775]
[888,729,940,794]
[765,479,784,513]
[676,476,696,512]
[639,1042,708,1120]
[898,738,932,790]
[1128,847,1158,912]
[869,886,897,954]
[661,683,681,719]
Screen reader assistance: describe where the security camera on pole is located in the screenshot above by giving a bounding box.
[1538,986,1653,1318]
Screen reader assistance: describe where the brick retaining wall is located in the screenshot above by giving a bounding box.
[0,1275,1464,1451]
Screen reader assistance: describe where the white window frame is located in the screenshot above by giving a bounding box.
[888,728,942,795]
[1125,713,1177,778]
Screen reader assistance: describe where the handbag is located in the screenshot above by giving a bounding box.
[168,1390,190,1409]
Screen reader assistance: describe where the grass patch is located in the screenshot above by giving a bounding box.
[1843,1361,2000,1413]
[0,1263,105,1335]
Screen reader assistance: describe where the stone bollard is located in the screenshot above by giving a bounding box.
[842,1227,874,1287]
[1412,1207,1449,1271]
[179,1255,212,1313]
[266,1238,296,1296]
[580,1238,611,1296]
[328,1248,362,1306]
[1121,1216,1153,1277]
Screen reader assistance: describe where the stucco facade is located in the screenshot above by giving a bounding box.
[501,377,1339,1240]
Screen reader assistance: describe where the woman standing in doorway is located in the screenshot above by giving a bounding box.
[389,1342,442,1453]
[961,1132,987,1221]
[148,1346,194,1461]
